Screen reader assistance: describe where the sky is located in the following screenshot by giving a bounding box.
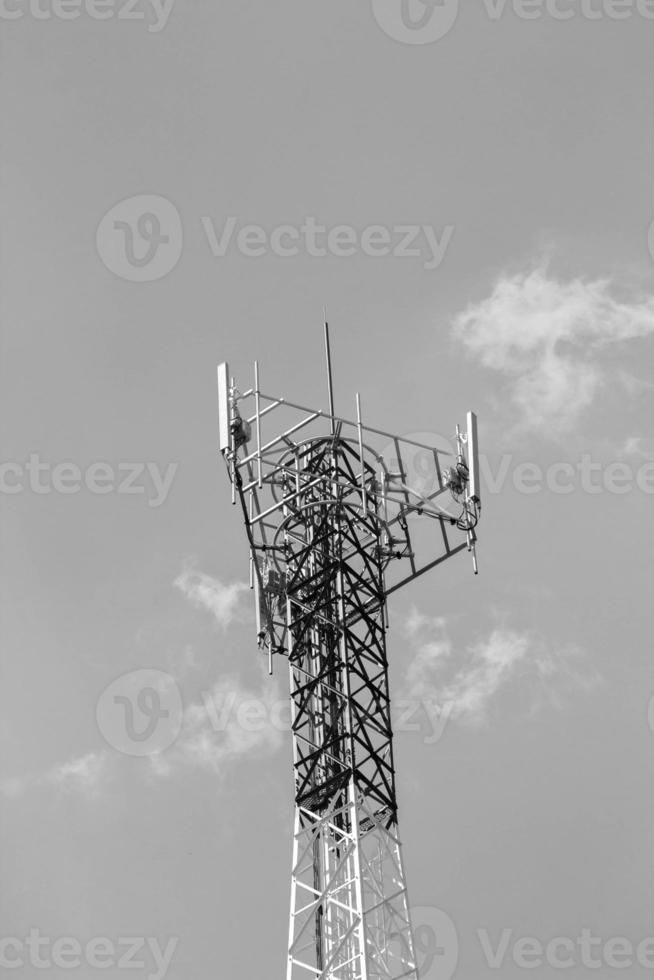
[1,2,654,978]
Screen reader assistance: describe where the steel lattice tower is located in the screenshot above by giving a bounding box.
[217,328,480,980]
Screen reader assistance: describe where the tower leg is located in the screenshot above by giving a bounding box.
[286,781,418,979]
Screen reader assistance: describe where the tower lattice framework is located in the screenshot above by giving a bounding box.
[217,340,480,980]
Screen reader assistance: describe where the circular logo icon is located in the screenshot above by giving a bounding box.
[371,0,460,44]
[379,430,455,521]
[96,668,183,756]
[411,905,459,980]
[96,194,183,282]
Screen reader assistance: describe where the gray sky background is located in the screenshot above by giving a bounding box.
[2,3,654,978]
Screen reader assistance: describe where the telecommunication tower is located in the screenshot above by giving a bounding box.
[217,325,481,980]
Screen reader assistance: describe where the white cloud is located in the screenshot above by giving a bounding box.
[1,665,283,796]
[621,435,654,460]
[149,668,285,778]
[452,266,654,435]
[45,750,110,797]
[405,607,448,638]
[401,609,601,726]
[439,629,531,722]
[175,564,249,629]
[2,663,284,796]
[2,750,111,800]
[2,564,259,802]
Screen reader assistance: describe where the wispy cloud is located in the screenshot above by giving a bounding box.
[1,667,281,798]
[401,609,602,726]
[620,435,654,461]
[174,564,249,629]
[3,567,258,802]
[2,665,283,797]
[452,266,654,436]
[149,668,285,779]
[44,750,111,796]
[1,750,111,800]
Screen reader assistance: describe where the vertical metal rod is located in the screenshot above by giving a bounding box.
[323,310,335,436]
[230,376,236,506]
[380,466,390,630]
[254,360,263,489]
[356,393,367,512]
[249,491,254,589]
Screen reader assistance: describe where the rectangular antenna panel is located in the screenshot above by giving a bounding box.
[466,410,480,504]
[217,362,230,452]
